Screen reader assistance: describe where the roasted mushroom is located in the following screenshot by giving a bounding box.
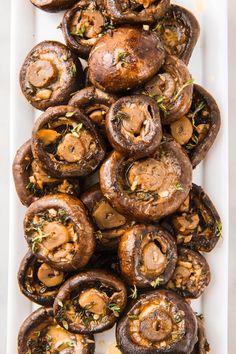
[12,139,80,207]
[106,95,162,157]
[119,224,177,288]
[192,315,210,353]
[18,251,67,307]
[18,307,95,354]
[116,289,198,353]
[23,194,95,271]
[140,55,193,124]
[104,0,170,24]
[30,0,78,12]
[31,106,106,178]
[54,270,127,333]
[152,4,200,64]
[20,41,83,110]
[81,183,134,250]
[100,136,192,221]
[88,27,165,93]
[168,84,221,168]
[167,183,222,252]
[62,0,114,59]
[166,247,210,299]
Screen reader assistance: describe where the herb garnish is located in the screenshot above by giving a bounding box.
[71,123,83,134]
[128,314,139,320]
[115,51,128,65]
[31,227,48,253]
[150,277,162,288]
[216,221,223,238]
[172,78,194,102]
[175,183,183,191]
[189,101,205,126]
[111,111,129,124]
[129,285,138,299]
[108,303,120,317]
[71,63,77,77]
[71,26,86,38]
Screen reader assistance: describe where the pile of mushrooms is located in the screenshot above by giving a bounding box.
[14,0,222,353]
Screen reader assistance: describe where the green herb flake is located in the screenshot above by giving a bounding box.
[71,63,77,77]
[108,303,120,317]
[128,314,139,320]
[71,25,86,38]
[31,228,48,253]
[71,123,83,134]
[129,285,138,299]
[62,320,69,330]
[189,101,205,124]
[153,22,162,31]
[150,277,162,288]
[216,221,223,238]
[115,51,128,65]
[65,111,75,118]
[172,78,194,102]
[175,183,183,191]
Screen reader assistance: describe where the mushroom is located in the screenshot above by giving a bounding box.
[81,184,134,250]
[20,41,83,110]
[104,0,170,24]
[62,0,113,59]
[116,289,198,353]
[23,194,95,271]
[99,136,192,222]
[54,270,127,333]
[140,55,193,124]
[18,307,95,354]
[30,0,78,12]
[166,247,211,299]
[88,27,165,93]
[167,183,222,252]
[152,4,200,64]
[118,224,177,288]
[31,106,106,178]
[18,251,67,307]
[192,315,210,353]
[12,139,80,206]
[106,95,162,157]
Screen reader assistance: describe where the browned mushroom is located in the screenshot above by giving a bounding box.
[166,247,210,298]
[30,0,78,12]
[20,41,83,110]
[118,224,177,288]
[116,289,198,353]
[106,95,162,157]
[152,4,200,64]
[18,307,95,354]
[31,106,106,178]
[99,136,192,221]
[23,194,95,271]
[192,315,210,353]
[104,0,170,24]
[54,270,127,333]
[88,27,165,93]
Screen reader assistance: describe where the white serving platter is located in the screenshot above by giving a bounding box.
[7,0,228,353]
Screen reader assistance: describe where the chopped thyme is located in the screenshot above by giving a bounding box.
[71,123,83,134]
[189,101,205,126]
[71,63,77,77]
[129,285,138,299]
[172,79,194,102]
[175,183,183,191]
[128,314,139,320]
[108,303,120,317]
[31,227,48,253]
[111,111,129,124]
[71,26,86,38]
[65,111,75,118]
[62,320,69,330]
[150,277,162,288]
[153,22,162,31]
[115,51,128,65]
[216,221,223,238]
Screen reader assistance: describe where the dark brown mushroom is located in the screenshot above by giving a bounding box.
[192,315,210,353]
[169,84,221,168]
[20,41,83,111]
[18,307,95,354]
[116,289,198,353]
[88,250,120,274]
[99,136,192,222]
[166,183,222,252]
[18,250,68,307]
[62,0,114,59]
[140,55,193,124]
[30,0,78,12]
[106,95,162,157]
[166,247,210,299]
[88,27,165,93]
[23,194,95,271]
[81,183,134,250]
[31,106,106,178]
[54,270,127,333]
[152,4,200,64]
[12,139,80,207]
[104,0,170,24]
[118,224,177,288]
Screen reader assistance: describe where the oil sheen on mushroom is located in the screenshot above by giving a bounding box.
[106,95,162,157]
[18,307,95,354]
[20,41,83,110]
[30,0,78,12]
[54,270,127,333]
[116,289,198,353]
[118,224,177,288]
[23,194,95,271]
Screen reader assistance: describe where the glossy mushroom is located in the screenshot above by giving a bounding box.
[18,251,67,307]
[88,27,165,93]
[166,247,211,299]
[31,106,106,178]
[23,194,95,271]
[106,95,162,157]
[118,224,177,288]
[20,41,83,110]
[104,0,170,24]
[192,316,210,353]
[100,136,192,222]
[18,307,94,354]
[152,4,200,64]
[54,270,127,333]
[116,289,198,353]
[12,139,80,206]
[30,0,78,12]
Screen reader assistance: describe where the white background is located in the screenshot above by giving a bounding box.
[0,0,235,352]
